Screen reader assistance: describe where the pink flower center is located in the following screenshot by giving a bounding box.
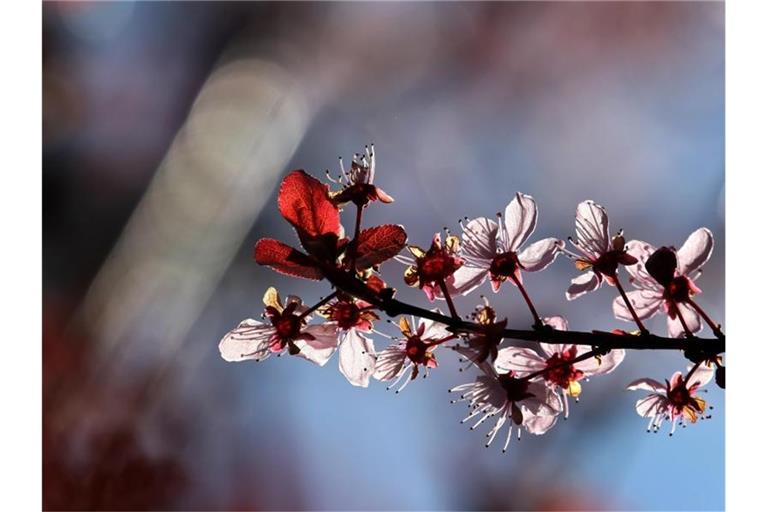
[667,384,691,408]
[665,275,695,303]
[330,301,362,330]
[405,335,431,365]
[543,347,584,388]
[489,251,519,278]
[418,251,458,282]
[274,314,301,341]
[665,379,707,421]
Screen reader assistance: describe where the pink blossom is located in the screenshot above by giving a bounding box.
[612,228,714,338]
[490,316,625,418]
[450,193,564,295]
[396,233,463,301]
[565,200,638,300]
[373,313,452,392]
[330,144,394,207]
[450,361,562,452]
[219,287,339,366]
[318,295,380,388]
[627,364,714,435]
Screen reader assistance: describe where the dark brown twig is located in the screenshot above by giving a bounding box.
[319,264,725,355]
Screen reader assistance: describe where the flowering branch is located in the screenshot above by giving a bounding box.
[220,144,725,448]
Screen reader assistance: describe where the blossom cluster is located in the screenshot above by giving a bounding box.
[219,145,724,450]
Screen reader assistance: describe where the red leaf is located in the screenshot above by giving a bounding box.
[353,224,407,270]
[278,170,340,238]
[253,238,323,280]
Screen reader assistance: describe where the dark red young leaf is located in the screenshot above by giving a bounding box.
[278,170,341,238]
[353,224,407,270]
[645,246,677,286]
[253,238,324,280]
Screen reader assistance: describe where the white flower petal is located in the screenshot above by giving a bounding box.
[686,363,715,389]
[294,323,339,366]
[218,319,274,362]
[626,378,666,393]
[635,394,667,417]
[666,301,702,338]
[575,200,610,256]
[576,348,626,376]
[565,271,601,300]
[447,266,488,296]
[461,217,499,261]
[517,238,564,272]
[677,228,714,276]
[373,343,406,381]
[494,347,546,375]
[420,313,451,341]
[538,381,564,413]
[472,375,509,409]
[504,193,538,251]
[522,407,559,435]
[338,330,377,388]
[612,290,663,322]
[624,240,663,291]
[543,315,568,331]
[520,382,562,435]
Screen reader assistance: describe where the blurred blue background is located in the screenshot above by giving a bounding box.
[43,2,724,510]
